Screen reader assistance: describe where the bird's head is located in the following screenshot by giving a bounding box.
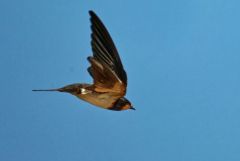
[110,97,135,111]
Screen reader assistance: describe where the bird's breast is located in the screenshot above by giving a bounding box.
[75,90,119,109]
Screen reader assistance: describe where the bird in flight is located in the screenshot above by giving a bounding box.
[33,10,134,111]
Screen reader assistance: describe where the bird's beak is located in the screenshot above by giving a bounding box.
[130,106,136,110]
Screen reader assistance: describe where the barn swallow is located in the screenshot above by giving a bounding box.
[33,11,134,111]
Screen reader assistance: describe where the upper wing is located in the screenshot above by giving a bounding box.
[87,10,127,95]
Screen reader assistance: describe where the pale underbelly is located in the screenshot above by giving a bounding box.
[75,92,118,109]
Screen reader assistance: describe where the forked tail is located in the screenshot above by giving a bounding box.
[32,89,60,92]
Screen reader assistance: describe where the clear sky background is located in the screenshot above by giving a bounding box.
[1,0,240,161]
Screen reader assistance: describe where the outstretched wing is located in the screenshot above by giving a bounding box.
[87,10,127,95]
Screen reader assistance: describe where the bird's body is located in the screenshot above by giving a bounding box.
[33,11,133,111]
[63,83,126,110]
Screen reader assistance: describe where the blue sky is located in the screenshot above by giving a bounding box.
[1,0,240,161]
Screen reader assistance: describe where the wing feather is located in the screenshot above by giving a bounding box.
[88,11,127,95]
[89,11,127,85]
